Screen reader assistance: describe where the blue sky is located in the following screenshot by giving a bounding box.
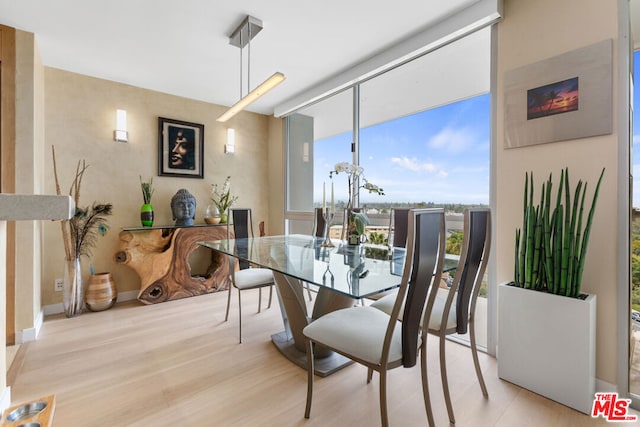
[314,94,491,206]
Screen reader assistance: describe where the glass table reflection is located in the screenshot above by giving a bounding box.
[199,234,457,376]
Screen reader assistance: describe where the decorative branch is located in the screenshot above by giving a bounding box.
[51,146,112,261]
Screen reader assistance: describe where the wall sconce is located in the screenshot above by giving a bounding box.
[303,142,309,162]
[225,128,235,154]
[114,109,128,142]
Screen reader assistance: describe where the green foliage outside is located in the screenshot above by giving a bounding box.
[446,230,463,255]
[365,231,389,259]
[444,229,488,298]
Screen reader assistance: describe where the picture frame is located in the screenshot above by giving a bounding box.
[158,117,204,178]
[504,39,612,149]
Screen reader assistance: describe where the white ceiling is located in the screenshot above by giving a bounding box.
[0,0,490,118]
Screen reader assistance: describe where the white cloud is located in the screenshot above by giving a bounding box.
[427,127,476,153]
[390,156,437,173]
[634,134,640,145]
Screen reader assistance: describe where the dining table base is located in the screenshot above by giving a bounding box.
[271,331,354,377]
[272,271,357,376]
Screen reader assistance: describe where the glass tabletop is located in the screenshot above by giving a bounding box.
[199,234,458,299]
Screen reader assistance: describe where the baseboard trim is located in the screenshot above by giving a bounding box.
[15,310,44,344]
[42,290,139,316]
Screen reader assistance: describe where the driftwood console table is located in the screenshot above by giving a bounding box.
[114,224,231,304]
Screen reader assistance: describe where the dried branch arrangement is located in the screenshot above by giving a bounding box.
[52,146,113,261]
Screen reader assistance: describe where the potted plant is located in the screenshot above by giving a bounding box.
[498,167,604,414]
[208,176,238,224]
[329,162,384,244]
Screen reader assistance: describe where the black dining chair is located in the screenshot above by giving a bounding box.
[302,208,446,427]
[425,207,491,424]
[224,208,275,343]
[371,207,492,424]
[311,207,327,238]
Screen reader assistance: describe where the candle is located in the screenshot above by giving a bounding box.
[331,181,335,214]
[323,182,326,214]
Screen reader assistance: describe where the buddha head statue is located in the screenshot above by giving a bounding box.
[171,189,196,226]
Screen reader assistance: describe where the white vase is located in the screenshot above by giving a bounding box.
[497,282,596,414]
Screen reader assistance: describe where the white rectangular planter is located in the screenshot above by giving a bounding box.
[497,282,596,414]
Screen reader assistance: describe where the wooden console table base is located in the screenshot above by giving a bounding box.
[115,225,231,304]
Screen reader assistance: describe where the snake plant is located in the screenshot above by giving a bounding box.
[514,167,604,298]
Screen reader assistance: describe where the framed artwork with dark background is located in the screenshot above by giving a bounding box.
[158,117,204,178]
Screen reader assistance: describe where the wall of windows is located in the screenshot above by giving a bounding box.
[284,28,492,348]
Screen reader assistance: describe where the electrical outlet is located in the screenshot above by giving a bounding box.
[54,278,64,292]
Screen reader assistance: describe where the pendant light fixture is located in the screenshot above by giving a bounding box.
[217,15,285,122]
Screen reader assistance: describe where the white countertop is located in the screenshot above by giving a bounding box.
[0,194,74,221]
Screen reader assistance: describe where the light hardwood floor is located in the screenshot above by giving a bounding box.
[7,290,622,426]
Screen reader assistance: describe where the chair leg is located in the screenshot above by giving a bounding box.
[420,342,435,427]
[257,288,262,313]
[379,370,389,427]
[267,285,273,308]
[238,289,243,344]
[225,284,232,321]
[439,334,455,424]
[367,368,373,384]
[470,318,489,398]
[305,339,315,419]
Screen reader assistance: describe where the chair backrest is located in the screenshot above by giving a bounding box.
[229,208,254,271]
[383,208,445,368]
[388,208,410,248]
[311,207,326,238]
[452,208,491,334]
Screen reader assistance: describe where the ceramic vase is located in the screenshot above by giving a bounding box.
[141,203,154,227]
[85,272,117,312]
[63,257,84,318]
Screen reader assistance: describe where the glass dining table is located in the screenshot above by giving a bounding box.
[199,234,458,376]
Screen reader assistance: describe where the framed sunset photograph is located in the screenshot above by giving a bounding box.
[504,39,612,149]
[527,77,579,120]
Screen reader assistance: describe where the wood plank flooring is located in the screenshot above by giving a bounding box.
[8,290,620,426]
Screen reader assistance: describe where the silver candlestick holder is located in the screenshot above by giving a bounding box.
[321,210,335,247]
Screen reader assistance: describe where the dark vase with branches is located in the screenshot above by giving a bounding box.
[53,147,113,317]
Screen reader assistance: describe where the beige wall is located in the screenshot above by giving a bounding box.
[41,68,280,306]
[496,0,621,383]
[267,116,285,235]
[14,30,46,335]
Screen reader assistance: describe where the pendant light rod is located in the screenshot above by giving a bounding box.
[217,15,286,122]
